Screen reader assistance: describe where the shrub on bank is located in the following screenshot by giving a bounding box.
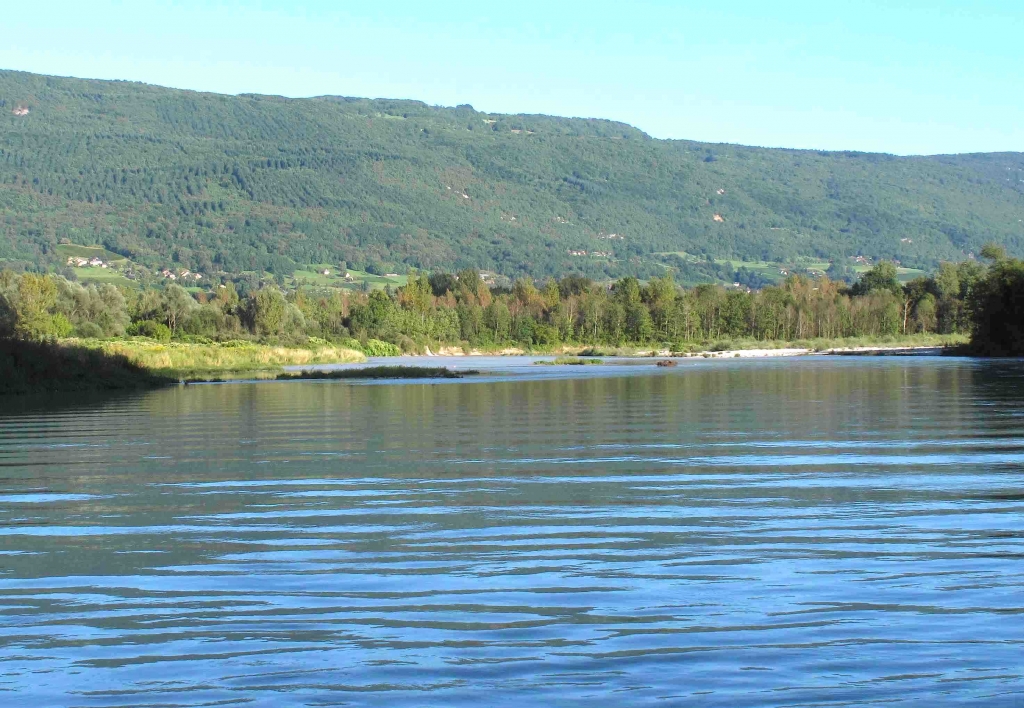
[361,339,402,357]
[128,320,172,342]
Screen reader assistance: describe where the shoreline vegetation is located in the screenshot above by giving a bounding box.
[536,357,605,365]
[434,332,965,359]
[0,338,176,396]
[0,335,970,396]
[276,366,479,381]
[2,247,1022,395]
[93,339,365,379]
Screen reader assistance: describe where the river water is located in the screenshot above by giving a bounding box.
[1,357,1023,706]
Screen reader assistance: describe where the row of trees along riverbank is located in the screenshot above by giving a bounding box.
[1,245,1022,357]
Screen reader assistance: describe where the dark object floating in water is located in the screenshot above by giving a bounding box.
[656,360,678,367]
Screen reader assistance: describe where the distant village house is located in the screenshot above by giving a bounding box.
[67,256,107,268]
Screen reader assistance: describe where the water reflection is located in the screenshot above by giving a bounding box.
[1,357,1022,706]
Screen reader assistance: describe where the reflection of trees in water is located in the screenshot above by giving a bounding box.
[130,361,986,464]
[3,358,1017,598]
[16,361,1005,487]
[963,362,1024,441]
[0,387,153,419]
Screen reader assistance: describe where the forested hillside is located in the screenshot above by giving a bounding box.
[1,69,1022,280]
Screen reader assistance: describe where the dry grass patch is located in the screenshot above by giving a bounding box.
[81,340,366,377]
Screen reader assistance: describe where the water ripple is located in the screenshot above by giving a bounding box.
[1,358,1022,706]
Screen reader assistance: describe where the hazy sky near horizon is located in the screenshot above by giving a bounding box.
[2,1,1021,155]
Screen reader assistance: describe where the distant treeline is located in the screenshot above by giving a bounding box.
[3,249,1022,355]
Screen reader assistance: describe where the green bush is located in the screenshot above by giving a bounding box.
[396,335,419,353]
[362,339,402,357]
[128,320,172,342]
[75,322,104,339]
[337,338,365,351]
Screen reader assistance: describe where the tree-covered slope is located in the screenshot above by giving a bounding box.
[1,69,1022,279]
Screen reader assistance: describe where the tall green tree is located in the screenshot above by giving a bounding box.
[852,262,903,297]
[969,246,1024,356]
[246,288,288,337]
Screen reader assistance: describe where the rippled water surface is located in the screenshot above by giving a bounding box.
[2,357,1024,706]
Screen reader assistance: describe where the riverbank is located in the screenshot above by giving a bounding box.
[0,339,176,395]
[0,333,969,396]
[0,338,368,394]
[87,339,367,379]
[415,334,968,359]
[670,343,952,359]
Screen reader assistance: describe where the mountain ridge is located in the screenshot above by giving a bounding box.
[1,68,1022,281]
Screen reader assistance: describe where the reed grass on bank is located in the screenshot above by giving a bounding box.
[76,338,366,377]
[535,357,605,365]
[0,339,176,395]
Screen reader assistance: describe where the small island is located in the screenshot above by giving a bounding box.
[276,366,477,381]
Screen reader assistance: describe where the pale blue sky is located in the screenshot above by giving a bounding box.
[2,1,1021,155]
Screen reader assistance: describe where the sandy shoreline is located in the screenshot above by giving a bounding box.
[686,345,946,358]
[416,345,949,359]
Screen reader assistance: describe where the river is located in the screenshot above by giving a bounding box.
[1,356,1022,706]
